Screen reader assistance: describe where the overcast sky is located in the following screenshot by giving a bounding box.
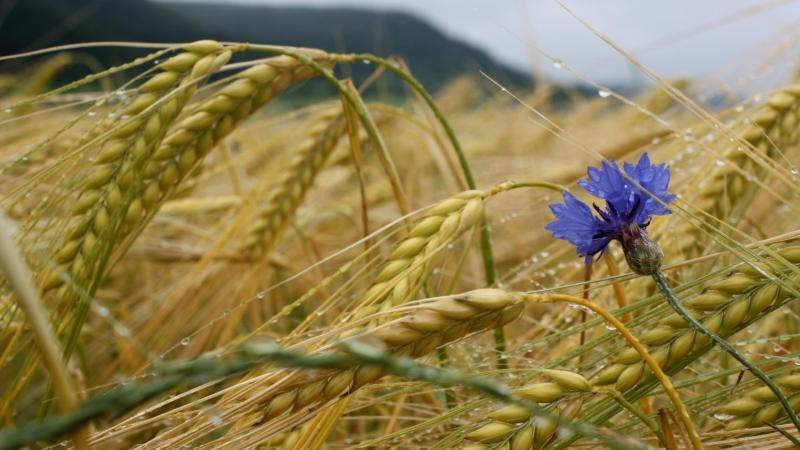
[164,0,800,88]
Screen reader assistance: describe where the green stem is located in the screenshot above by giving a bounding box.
[436,347,456,410]
[652,271,800,435]
[1,341,650,450]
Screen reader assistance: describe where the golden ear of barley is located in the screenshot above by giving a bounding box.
[593,246,800,392]
[718,372,800,429]
[460,371,589,448]
[126,52,327,239]
[355,189,487,314]
[250,289,522,425]
[240,108,346,260]
[677,85,800,257]
[43,41,231,299]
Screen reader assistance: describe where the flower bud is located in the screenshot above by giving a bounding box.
[620,223,663,275]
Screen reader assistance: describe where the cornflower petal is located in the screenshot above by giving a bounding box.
[545,192,612,257]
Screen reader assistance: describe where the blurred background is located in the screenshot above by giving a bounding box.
[3,0,800,97]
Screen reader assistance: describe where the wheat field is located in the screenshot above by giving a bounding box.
[1,12,800,450]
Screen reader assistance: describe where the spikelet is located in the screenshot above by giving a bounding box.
[240,108,346,260]
[718,372,800,429]
[460,370,589,448]
[593,246,800,391]
[43,41,231,300]
[358,188,488,313]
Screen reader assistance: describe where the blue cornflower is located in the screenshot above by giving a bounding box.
[545,153,675,273]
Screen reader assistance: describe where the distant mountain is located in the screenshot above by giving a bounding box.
[0,0,532,93]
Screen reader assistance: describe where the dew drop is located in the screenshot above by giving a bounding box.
[209,414,223,426]
[3,108,11,113]
[533,416,550,428]
[88,111,96,117]
[552,59,563,69]
[180,337,190,346]
[597,89,611,98]
[557,427,574,439]
[256,293,265,300]
[715,159,725,167]
[791,167,799,178]
[734,105,744,113]
[713,413,734,421]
